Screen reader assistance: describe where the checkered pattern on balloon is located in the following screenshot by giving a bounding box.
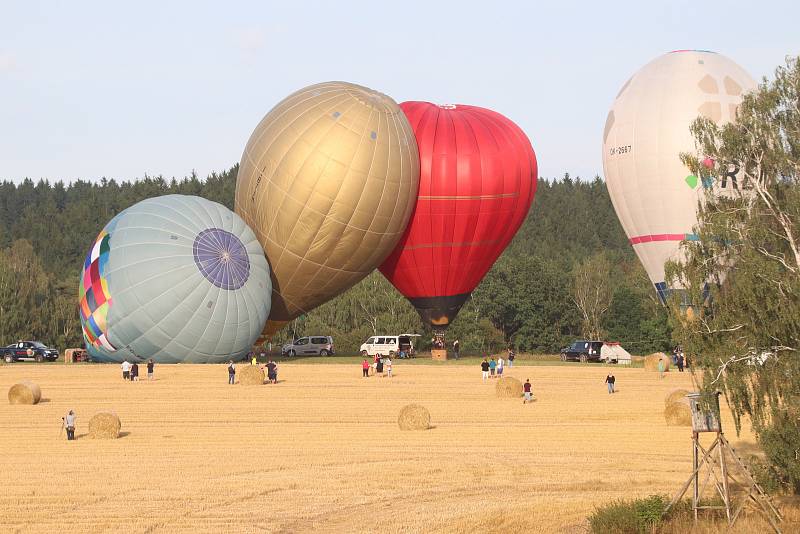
[79,229,117,352]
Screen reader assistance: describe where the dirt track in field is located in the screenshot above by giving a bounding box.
[0,362,755,533]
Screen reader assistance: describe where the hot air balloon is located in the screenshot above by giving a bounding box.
[235,81,420,337]
[379,102,537,334]
[79,195,271,363]
[602,50,755,302]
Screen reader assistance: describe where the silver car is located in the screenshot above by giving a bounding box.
[281,336,334,356]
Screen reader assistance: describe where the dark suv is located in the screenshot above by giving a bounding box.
[2,341,60,363]
[560,340,603,363]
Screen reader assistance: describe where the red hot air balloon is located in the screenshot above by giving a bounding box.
[379,102,537,331]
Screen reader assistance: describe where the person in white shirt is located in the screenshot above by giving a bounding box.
[63,410,76,440]
[121,360,131,380]
[386,357,393,378]
[497,357,505,377]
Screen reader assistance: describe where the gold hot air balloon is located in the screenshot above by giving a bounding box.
[235,81,420,337]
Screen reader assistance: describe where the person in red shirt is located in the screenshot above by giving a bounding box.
[362,359,370,378]
[523,379,533,404]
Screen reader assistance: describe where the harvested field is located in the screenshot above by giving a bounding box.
[0,362,758,533]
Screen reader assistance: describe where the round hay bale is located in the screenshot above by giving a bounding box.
[238,365,265,385]
[398,404,430,431]
[664,401,692,426]
[8,381,41,405]
[495,376,523,398]
[665,388,691,407]
[89,411,121,439]
[644,352,670,372]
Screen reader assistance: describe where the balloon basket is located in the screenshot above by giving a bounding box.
[431,349,448,361]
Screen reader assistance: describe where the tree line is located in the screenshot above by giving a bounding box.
[0,169,671,354]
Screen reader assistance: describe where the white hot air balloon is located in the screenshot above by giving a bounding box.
[602,50,756,302]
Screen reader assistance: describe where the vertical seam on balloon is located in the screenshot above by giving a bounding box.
[264,96,363,312]
[422,104,440,298]
[283,96,370,299]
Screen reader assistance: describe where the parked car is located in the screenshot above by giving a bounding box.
[281,336,334,356]
[2,341,60,363]
[360,334,419,358]
[560,340,604,363]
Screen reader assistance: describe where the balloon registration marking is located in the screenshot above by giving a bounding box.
[193,228,251,290]
[79,230,117,351]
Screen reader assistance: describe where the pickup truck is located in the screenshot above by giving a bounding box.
[2,341,60,363]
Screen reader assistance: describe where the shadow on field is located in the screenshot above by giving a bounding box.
[73,431,130,440]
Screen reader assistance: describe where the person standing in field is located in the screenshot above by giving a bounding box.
[130,362,139,382]
[507,348,515,368]
[251,353,257,365]
[677,351,685,372]
[121,360,131,380]
[228,360,236,384]
[605,372,615,394]
[658,357,665,379]
[496,356,505,377]
[147,359,155,380]
[376,354,384,376]
[453,339,460,359]
[362,359,370,378]
[489,357,497,378]
[372,353,380,376]
[481,358,490,380]
[63,409,76,440]
[386,356,393,378]
[267,359,278,384]
[523,379,533,404]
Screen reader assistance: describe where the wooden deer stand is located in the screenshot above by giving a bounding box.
[664,392,783,532]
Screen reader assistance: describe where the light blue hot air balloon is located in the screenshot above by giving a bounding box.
[79,195,271,363]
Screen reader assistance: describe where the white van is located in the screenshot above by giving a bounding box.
[360,334,419,358]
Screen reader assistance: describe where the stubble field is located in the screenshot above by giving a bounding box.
[0,361,756,533]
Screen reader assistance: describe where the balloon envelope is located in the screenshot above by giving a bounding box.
[602,50,755,301]
[235,81,420,336]
[79,195,271,363]
[379,102,537,328]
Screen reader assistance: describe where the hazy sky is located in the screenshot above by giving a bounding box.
[0,0,796,183]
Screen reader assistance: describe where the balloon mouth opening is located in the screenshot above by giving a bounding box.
[438,104,457,110]
[669,49,717,54]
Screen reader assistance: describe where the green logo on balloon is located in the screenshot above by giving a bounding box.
[685,175,698,189]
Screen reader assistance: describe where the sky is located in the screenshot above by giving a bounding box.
[0,0,797,184]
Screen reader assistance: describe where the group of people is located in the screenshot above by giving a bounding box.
[671,346,687,372]
[480,356,506,379]
[226,358,279,384]
[362,353,393,377]
[120,359,155,381]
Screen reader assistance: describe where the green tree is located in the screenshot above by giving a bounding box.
[668,56,800,492]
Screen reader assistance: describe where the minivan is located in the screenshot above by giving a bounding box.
[360,334,419,358]
[282,336,335,356]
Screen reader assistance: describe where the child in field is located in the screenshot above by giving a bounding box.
[481,358,490,380]
[362,359,370,377]
[523,379,533,404]
[658,357,665,379]
[228,360,236,384]
[386,357,392,378]
[489,357,497,377]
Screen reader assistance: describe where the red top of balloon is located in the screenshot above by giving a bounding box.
[380,102,537,313]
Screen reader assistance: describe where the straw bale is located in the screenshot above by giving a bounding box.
[496,377,523,398]
[8,381,41,405]
[239,365,265,385]
[664,401,692,426]
[644,353,670,372]
[398,404,430,431]
[89,411,121,439]
[665,389,691,407]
